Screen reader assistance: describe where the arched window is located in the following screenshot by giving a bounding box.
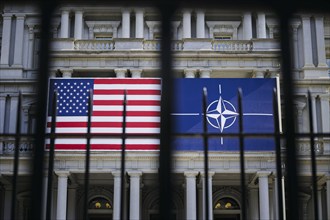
[89,197,112,210]
[214,197,240,210]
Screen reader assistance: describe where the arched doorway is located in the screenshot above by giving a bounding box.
[213,197,240,220]
[88,197,113,220]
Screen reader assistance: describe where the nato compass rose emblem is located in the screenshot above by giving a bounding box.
[206,85,238,133]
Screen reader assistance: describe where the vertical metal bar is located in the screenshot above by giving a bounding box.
[159,3,175,220]
[273,88,284,220]
[278,10,299,220]
[202,88,210,220]
[10,92,22,220]
[83,89,93,220]
[120,91,127,220]
[31,2,56,220]
[238,88,246,220]
[46,91,57,220]
[308,91,319,220]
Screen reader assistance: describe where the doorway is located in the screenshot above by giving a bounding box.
[214,213,240,220]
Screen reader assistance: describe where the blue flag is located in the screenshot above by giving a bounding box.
[172,78,277,151]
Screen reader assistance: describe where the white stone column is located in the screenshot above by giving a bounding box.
[258,171,271,220]
[9,96,18,133]
[200,69,211,78]
[135,9,144,38]
[311,95,318,132]
[130,69,142,78]
[184,171,198,220]
[301,15,314,67]
[122,9,131,38]
[314,16,327,67]
[243,12,253,40]
[257,12,267,38]
[13,14,25,67]
[196,10,205,38]
[0,14,12,66]
[249,188,259,219]
[128,172,142,220]
[113,172,121,220]
[182,10,192,39]
[60,10,70,38]
[67,184,77,220]
[184,68,197,78]
[74,10,83,39]
[27,25,35,69]
[56,171,69,220]
[317,187,323,220]
[326,176,330,220]
[202,172,214,220]
[114,68,127,78]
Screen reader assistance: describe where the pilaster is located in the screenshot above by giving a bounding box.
[201,172,215,220]
[0,14,12,66]
[112,172,121,220]
[13,14,26,67]
[257,12,266,38]
[27,25,35,69]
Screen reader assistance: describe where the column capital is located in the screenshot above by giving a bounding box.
[130,68,143,78]
[200,171,215,177]
[184,68,197,78]
[184,171,199,177]
[61,68,73,78]
[121,8,131,13]
[114,68,127,78]
[15,14,26,20]
[301,14,312,20]
[55,171,70,177]
[127,171,142,177]
[199,68,211,78]
[134,8,144,13]
[257,171,272,178]
[252,69,265,78]
[2,14,13,19]
[182,9,192,14]
[112,171,122,177]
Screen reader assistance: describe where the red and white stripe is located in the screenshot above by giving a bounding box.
[47,78,161,150]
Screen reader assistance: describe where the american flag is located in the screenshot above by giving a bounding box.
[47,78,161,150]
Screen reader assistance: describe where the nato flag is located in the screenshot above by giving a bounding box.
[172,78,277,151]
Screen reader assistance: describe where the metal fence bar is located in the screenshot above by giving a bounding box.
[308,91,319,220]
[30,2,56,219]
[273,88,284,220]
[202,88,210,220]
[238,88,247,220]
[278,10,299,220]
[83,89,93,220]
[10,92,22,220]
[120,91,127,220]
[159,3,175,220]
[46,91,57,220]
